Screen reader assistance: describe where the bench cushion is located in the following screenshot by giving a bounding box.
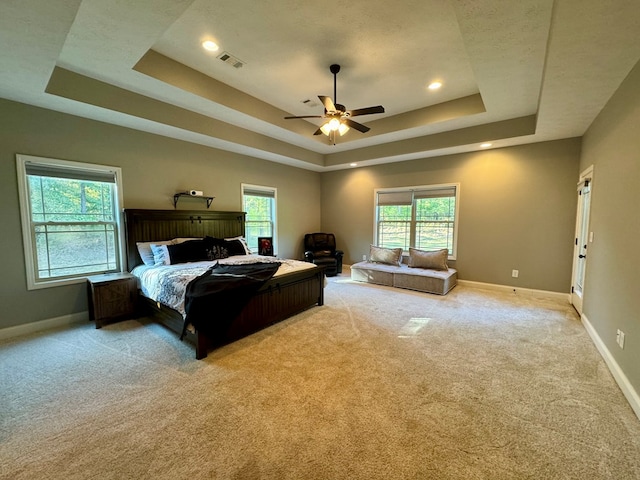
[351,261,457,295]
[350,261,396,286]
[394,267,457,295]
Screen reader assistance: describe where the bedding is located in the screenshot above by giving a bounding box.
[224,236,252,255]
[184,262,281,339]
[137,236,250,266]
[149,237,249,266]
[132,254,316,318]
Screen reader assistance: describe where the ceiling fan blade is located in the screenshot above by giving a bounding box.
[284,115,323,119]
[318,95,337,113]
[313,128,324,136]
[343,117,371,133]
[347,105,385,117]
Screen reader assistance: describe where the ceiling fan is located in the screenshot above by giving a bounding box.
[284,64,385,143]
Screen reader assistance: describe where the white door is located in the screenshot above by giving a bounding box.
[571,167,593,314]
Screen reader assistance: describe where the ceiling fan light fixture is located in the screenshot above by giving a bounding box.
[320,119,349,137]
[284,64,383,142]
[320,122,332,136]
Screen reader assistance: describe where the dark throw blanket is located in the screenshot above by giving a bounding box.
[182,262,281,339]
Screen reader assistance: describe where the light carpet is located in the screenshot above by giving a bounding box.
[1,274,639,479]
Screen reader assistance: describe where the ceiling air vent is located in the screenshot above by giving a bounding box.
[302,98,319,108]
[217,51,244,69]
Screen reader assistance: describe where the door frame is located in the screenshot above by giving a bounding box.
[571,165,594,314]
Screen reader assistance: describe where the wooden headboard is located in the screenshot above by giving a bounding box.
[124,209,246,270]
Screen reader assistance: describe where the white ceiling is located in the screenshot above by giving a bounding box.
[2,0,640,171]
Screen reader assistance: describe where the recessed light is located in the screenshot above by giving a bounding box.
[480,142,492,148]
[202,40,219,52]
[350,163,358,167]
[427,81,442,90]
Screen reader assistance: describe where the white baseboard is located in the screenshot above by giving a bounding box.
[0,311,89,341]
[581,313,640,421]
[457,279,571,302]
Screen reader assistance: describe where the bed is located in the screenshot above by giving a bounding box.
[124,209,324,359]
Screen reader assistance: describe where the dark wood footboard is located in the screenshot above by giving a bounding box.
[140,266,324,359]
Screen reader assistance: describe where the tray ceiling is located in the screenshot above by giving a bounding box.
[1,0,640,171]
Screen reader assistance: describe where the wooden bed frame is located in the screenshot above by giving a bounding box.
[124,209,324,359]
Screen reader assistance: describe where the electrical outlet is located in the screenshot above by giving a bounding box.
[512,269,519,278]
[362,254,367,261]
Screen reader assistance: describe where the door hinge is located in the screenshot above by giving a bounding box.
[571,286,574,293]
[575,238,578,245]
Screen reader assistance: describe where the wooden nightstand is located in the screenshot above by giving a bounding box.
[87,273,138,328]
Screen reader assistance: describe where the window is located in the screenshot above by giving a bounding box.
[16,155,124,290]
[242,184,277,253]
[375,184,459,258]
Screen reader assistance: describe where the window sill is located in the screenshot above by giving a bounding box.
[27,272,122,290]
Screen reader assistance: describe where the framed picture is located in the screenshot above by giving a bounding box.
[258,237,274,256]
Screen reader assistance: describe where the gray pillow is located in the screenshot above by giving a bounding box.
[408,247,449,271]
[369,245,403,266]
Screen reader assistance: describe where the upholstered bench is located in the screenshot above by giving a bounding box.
[350,245,457,295]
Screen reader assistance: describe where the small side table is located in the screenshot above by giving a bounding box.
[87,272,138,328]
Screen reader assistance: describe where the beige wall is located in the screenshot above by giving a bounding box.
[321,139,581,292]
[0,99,321,329]
[580,59,640,394]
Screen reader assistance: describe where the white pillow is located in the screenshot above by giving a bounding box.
[224,236,252,255]
[137,240,172,266]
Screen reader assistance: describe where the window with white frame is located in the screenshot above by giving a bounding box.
[375,184,459,258]
[241,184,277,254]
[16,154,124,290]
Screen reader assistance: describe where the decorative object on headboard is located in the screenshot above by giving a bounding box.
[258,237,274,256]
[173,191,215,208]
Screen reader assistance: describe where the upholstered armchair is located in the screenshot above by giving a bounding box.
[303,233,344,276]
